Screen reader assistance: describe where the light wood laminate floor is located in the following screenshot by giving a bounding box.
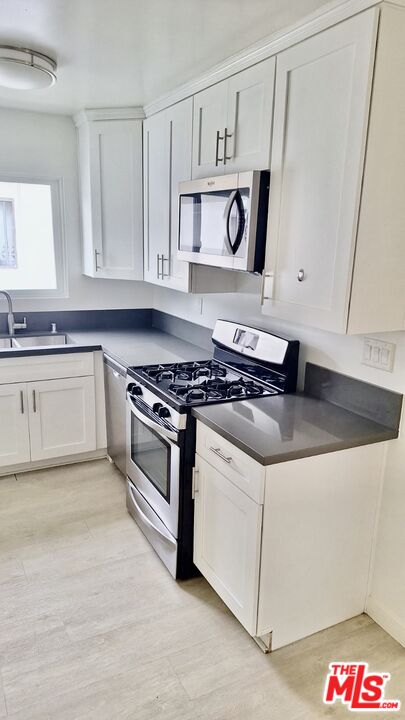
[0,459,403,719]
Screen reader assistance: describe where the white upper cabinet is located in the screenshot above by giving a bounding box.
[192,83,227,178]
[143,99,191,291]
[75,109,144,281]
[262,6,405,334]
[192,58,275,179]
[143,99,238,294]
[225,61,276,173]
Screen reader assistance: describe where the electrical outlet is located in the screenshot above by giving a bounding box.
[362,337,396,372]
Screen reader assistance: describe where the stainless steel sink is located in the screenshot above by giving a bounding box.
[0,338,12,348]
[11,334,71,348]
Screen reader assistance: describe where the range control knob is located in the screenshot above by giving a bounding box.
[158,406,171,419]
[152,402,163,413]
[129,384,142,396]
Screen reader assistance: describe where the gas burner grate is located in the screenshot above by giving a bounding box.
[167,376,270,404]
[144,360,228,384]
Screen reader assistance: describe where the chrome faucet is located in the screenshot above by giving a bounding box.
[0,291,27,336]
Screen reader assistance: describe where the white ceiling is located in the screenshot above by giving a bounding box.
[0,0,334,116]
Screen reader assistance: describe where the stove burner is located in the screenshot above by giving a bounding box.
[144,360,228,384]
[167,376,266,404]
[226,379,263,398]
[133,355,289,408]
[185,388,206,403]
[158,370,176,381]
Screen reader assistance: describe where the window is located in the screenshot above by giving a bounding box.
[0,178,66,298]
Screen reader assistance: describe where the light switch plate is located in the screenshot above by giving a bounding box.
[362,337,396,372]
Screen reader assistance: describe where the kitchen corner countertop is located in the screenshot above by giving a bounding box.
[67,328,211,368]
[192,394,399,466]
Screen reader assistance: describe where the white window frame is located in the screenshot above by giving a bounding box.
[0,174,68,299]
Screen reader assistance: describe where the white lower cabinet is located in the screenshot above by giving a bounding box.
[193,455,262,635]
[0,384,30,467]
[28,376,97,461]
[193,421,385,651]
[0,353,100,472]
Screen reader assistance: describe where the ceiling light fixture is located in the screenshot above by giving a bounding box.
[0,45,57,90]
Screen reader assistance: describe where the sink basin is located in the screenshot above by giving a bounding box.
[0,338,12,348]
[11,334,71,348]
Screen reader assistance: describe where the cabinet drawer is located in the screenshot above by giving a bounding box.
[196,421,265,504]
[0,352,94,384]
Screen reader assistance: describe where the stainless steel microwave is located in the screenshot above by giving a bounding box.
[177,170,270,272]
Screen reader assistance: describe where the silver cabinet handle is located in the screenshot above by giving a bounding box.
[20,390,24,414]
[297,268,305,282]
[192,467,199,498]
[210,446,232,464]
[223,127,233,163]
[156,253,161,278]
[32,389,37,413]
[261,271,274,302]
[160,255,169,278]
[94,249,102,271]
[215,129,224,166]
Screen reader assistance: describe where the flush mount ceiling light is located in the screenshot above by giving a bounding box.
[0,46,57,90]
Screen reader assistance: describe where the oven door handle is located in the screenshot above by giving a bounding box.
[127,395,178,442]
[127,484,177,547]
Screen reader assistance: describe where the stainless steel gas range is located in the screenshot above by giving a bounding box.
[126,320,299,579]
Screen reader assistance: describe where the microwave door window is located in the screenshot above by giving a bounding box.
[179,190,246,256]
[179,195,201,252]
[199,193,230,255]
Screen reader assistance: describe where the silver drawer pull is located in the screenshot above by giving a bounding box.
[210,446,232,464]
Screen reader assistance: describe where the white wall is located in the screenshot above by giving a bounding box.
[0,107,152,313]
[153,275,405,645]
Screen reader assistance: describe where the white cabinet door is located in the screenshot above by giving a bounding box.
[28,377,97,461]
[192,82,228,179]
[166,99,193,291]
[262,9,378,332]
[192,60,275,179]
[143,99,191,291]
[76,113,144,281]
[0,384,30,467]
[225,58,275,172]
[193,455,262,635]
[143,111,171,284]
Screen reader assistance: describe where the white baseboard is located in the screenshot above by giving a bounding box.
[366,596,405,647]
[0,449,107,477]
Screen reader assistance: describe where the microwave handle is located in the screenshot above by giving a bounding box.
[224,190,245,256]
[127,394,178,442]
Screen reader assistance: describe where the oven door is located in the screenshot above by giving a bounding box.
[126,395,180,538]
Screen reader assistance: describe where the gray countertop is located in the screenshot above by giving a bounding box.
[192,393,398,466]
[67,328,210,368]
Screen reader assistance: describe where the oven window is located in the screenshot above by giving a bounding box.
[131,415,171,501]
